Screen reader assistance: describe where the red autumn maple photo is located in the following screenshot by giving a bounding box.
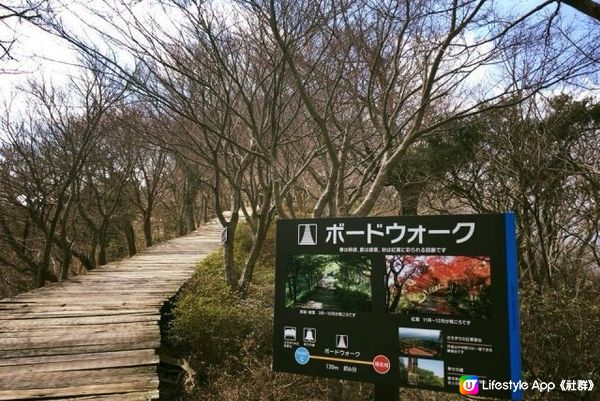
[385,255,492,318]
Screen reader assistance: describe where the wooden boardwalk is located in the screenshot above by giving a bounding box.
[0,221,222,401]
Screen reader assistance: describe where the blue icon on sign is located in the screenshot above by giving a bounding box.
[295,347,310,365]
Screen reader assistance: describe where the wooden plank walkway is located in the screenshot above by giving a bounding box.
[0,221,223,401]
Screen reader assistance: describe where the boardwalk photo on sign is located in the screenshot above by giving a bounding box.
[285,254,372,311]
[385,255,492,318]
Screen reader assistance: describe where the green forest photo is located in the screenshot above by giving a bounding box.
[399,357,445,388]
[286,254,372,311]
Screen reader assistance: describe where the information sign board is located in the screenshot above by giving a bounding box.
[273,213,521,400]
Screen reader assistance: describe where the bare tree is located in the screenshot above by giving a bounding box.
[245,0,598,219]
[561,0,600,21]
[76,113,134,267]
[45,0,319,292]
[0,1,48,60]
[0,56,125,287]
[425,94,600,288]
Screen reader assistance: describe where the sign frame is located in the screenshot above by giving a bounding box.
[272,213,521,400]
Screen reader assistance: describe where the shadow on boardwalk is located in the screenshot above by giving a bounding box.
[296,277,343,310]
[294,276,371,312]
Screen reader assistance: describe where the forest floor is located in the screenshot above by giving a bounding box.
[296,276,343,310]
[297,286,342,310]
[415,292,460,315]
[405,346,439,357]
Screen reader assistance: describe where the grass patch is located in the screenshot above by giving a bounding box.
[167,224,328,401]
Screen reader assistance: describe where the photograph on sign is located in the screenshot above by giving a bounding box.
[399,328,443,357]
[399,357,445,388]
[385,255,492,318]
[285,254,372,311]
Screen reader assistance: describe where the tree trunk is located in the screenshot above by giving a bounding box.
[98,234,108,266]
[285,193,296,218]
[59,221,72,281]
[352,160,393,217]
[184,175,198,233]
[223,212,240,289]
[389,289,402,312]
[59,243,72,282]
[36,238,54,288]
[184,196,196,232]
[238,211,271,293]
[37,208,64,287]
[73,248,94,271]
[122,219,137,256]
[143,211,153,247]
[562,0,600,21]
[313,166,338,218]
[88,240,98,270]
[201,194,209,223]
[36,258,50,287]
[397,184,421,216]
[97,218,110,266]
[274,180,290,219]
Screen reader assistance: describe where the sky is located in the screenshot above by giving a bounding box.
[0,21,72,96]
[0,0,597,112]
[0,3,81,111]
[0,0,180,111]
[399,327,442,342]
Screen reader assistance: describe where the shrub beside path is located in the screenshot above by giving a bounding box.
[0,220,222,401]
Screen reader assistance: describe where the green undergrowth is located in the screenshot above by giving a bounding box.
[167,224,328,401]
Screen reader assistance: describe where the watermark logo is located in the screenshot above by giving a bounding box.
[460,375,479,395]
